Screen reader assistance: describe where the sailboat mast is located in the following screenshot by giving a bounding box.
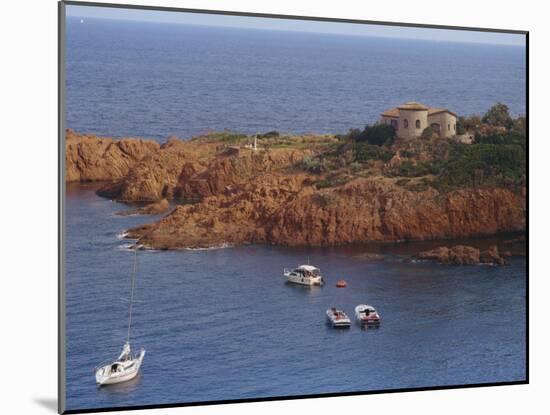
[127,248,137,344]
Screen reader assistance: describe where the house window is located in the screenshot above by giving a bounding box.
[404,119,408,129]
[390,119,398,129]
[448,124,450,131]
[416,120,421,129]
[453,123,456,131]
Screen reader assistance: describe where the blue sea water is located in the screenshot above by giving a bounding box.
[65,17,526,141]
[65,185,526,411]
[64,17,527,411]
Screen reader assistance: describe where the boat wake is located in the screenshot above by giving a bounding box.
[117,241,233,252]
[117,243,136,252]
[111,211,141,218]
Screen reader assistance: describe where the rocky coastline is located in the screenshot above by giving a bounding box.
[66,130,526,250]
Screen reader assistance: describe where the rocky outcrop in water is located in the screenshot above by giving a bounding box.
[479,245,507,265]
[414,244,507,265]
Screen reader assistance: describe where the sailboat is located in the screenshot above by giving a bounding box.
[95,249,146,385]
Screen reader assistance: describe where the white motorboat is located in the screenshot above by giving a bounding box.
[326,308,351,327]
[95,249,146,385]
[284,265,324,286]
[355,304,381,326]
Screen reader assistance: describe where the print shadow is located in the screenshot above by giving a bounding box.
[34,398,57,413]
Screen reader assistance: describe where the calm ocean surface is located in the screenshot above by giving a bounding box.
[65,17,526,141]
[65,185,526,411]
[64,17,526,411]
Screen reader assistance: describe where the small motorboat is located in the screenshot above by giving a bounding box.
[336,280,347,288]
[95,342,146,385]
[284,265,324,286]
[355,304,381,326]
[326,307,351,328]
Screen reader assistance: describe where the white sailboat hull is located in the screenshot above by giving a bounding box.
[96,349,145,385]
[97,368,138,385]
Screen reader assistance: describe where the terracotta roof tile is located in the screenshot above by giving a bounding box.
[428,108,457,117]
[381,103,457,118]
[397,102,429,110]
[380,108,399,117]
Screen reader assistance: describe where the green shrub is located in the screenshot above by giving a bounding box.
[400,150,415,158]
[300,156,325,174]
[511,117,526,135]
[258,131,280,139]
[353,143,394,163]
[436,143,525,189]
[457,115,481,132]
[315,179,332,189]
[474,131,526,150]
[209,130,247,143]
[396,160,441,177]
[352,124,396,146]
[482,103,513,128]
[347,128,361,141]
[421,126,435,140]
[456,119,466,135]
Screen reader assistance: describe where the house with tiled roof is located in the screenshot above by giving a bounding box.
[380,102,457,140]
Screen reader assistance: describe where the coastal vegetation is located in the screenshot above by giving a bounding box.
[290,102,526,192]
[481,102,514,128]
[348,124,396,146]
[195,129,248,144]
[436,142,525,190]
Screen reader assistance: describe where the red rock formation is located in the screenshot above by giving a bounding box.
[97,138,218,201]
[174,147,312,199]
[65,130,159,182]
[479,245,506,265]
[98,144,311,202]
[127,177,525,250]
[65,132,526,249]
[265,180,525,246]
[117,199,171,216]
[127,173,313,249]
